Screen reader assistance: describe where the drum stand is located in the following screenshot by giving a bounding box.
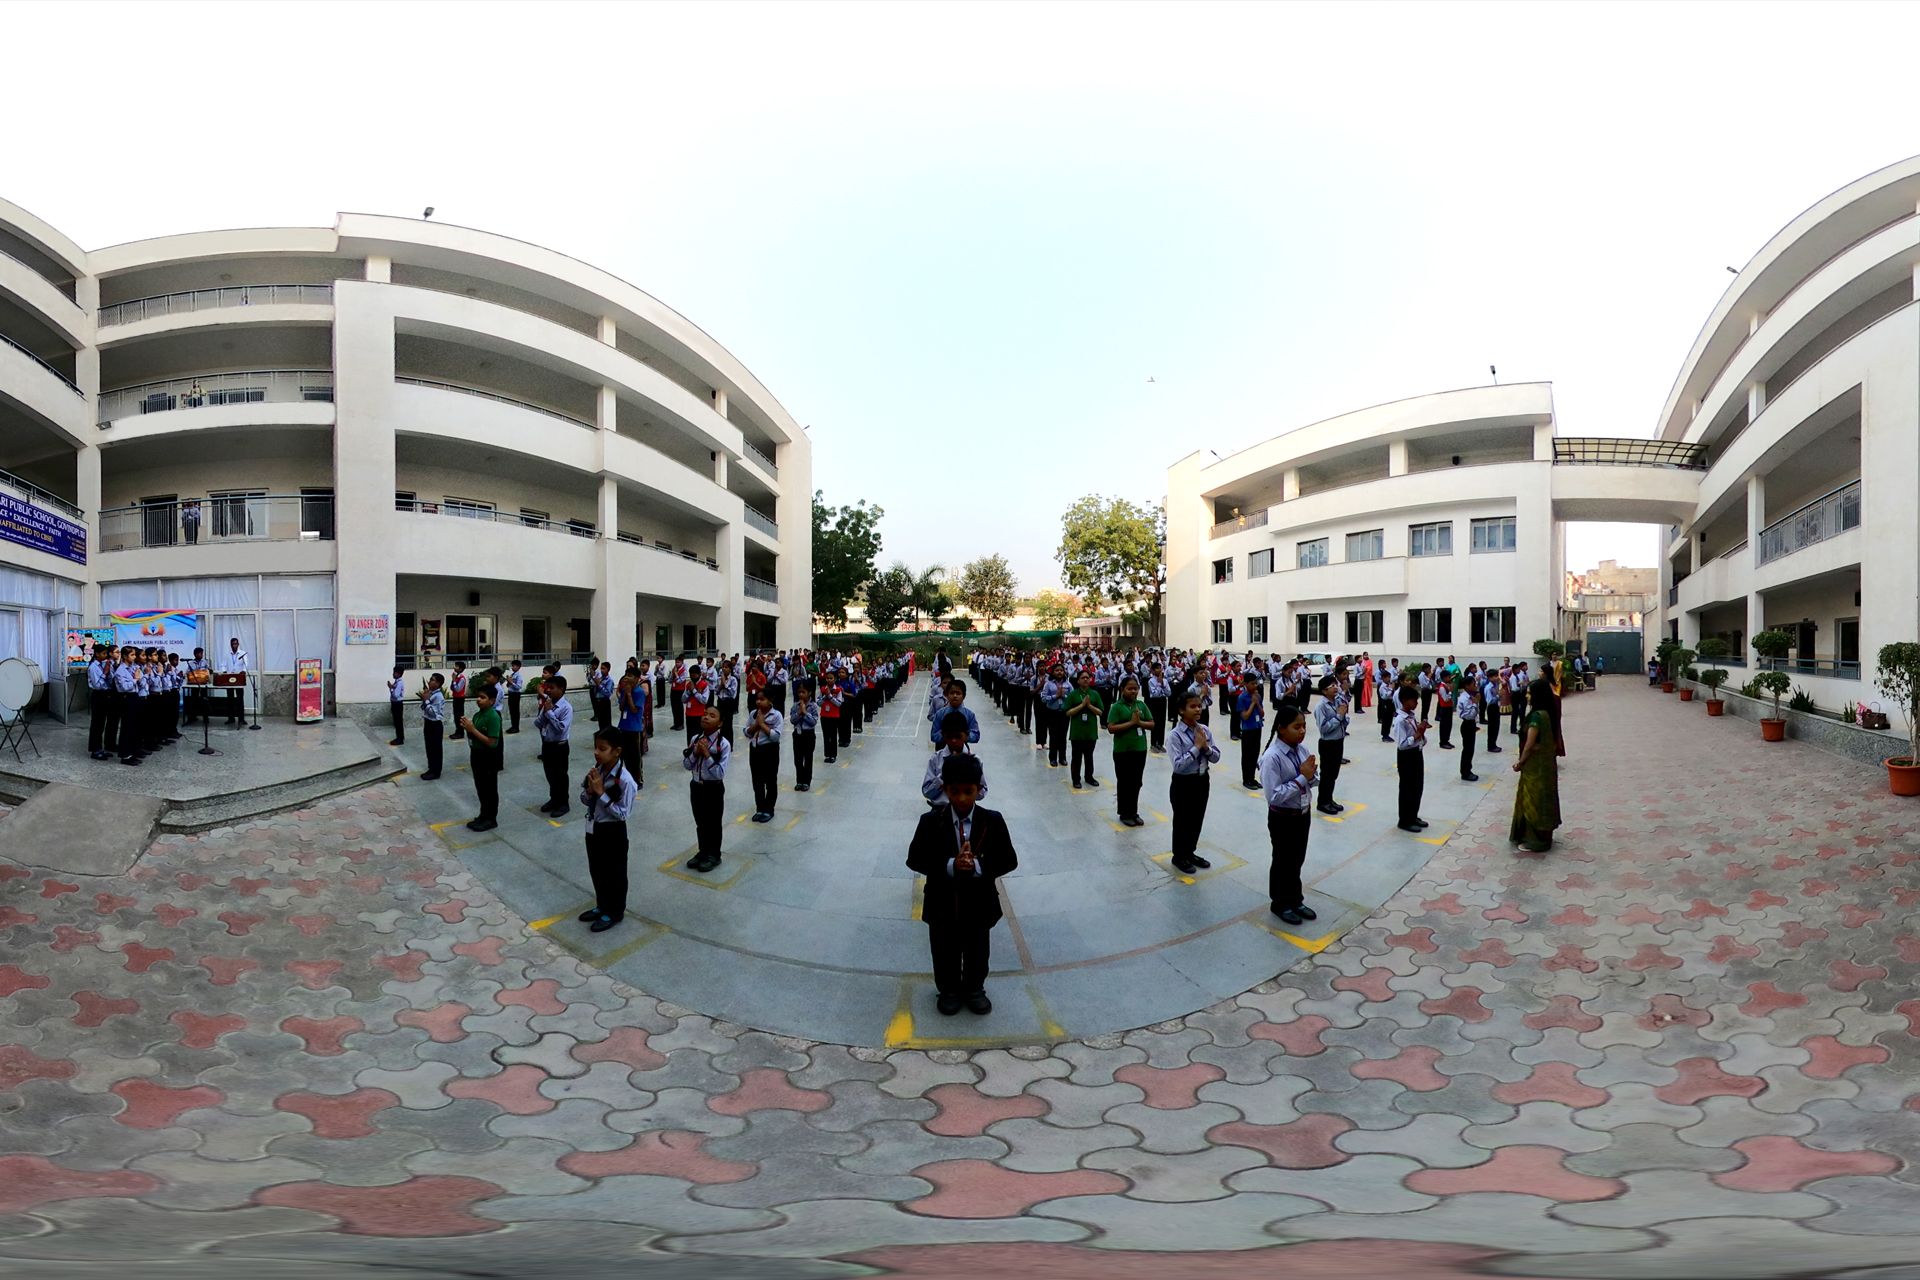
[0,707,37,761]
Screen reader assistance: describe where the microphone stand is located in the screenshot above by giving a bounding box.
[199,687,218,756]
[249,674,261,730]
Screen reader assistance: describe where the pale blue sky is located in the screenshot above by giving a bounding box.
[9,0,1920,592]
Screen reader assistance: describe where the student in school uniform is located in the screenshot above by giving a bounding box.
[906,753,1016,1017]
[1377,662,1397,742]
[820,677,844,764]
[448,661,469,740]
[1259,701,1318,925]
[683,666,712,746]
[1435,672,1455,750]
[535,675,574,816]
[788,683,818,791]
[219,637,248,725]
[923,710,988,807]
[1480,665,1504,754]
[1167,691,1220,875]
[1038,663,1069,766]
[1393,684,1430,832]
[745,688,784,822]
[504,660,526,734]
[670,658,690,730]
[1456,674,1481,783]
[86,645,114,760]
[1313,672,1349,814]
[768,659,788,714]
[386,666,408,746]
[461,685,504,831]
[110,647,142,765]
[929,680,981,746]
[718,661,742,743]
[1145,664,1170,753]
[682,705,730,872]
[419,672,447,780]
[1062,669,1104,789]
[577,727,638,933]
[1235,670,1265,789]
[616,673,648,787]
[1106,674,1152,827]
[1418,664,1435,723]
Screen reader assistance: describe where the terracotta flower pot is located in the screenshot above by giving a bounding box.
[1706,700,1724,716]
[1679,688,1694,702]
[1661,681,1675,693]
[1761,718,1786,742]
[1889,758,1920,797]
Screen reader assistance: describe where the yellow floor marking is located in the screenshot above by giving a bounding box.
[428,819,462,832]
[548,819,565,828]
[1318,800,1368,824]
[593,926,669,966]
[657,855,751,890]
[1028,987,1068,1039]
[782,813,802,832]
[1148,849,1247,884]
[1147,808,1169,824]
[529,900,596,931]
[733,813,749,825]
[1259,920,1344,952]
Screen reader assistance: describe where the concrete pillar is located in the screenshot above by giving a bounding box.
[1747,379,1766,423]
[713,451,728,488]
[364,255,390,283]
[1532,422,1555,461]
[1388,440,1408,477]
[331,282,401,707]
[596,386,616,433]
[712,387,728,422]
[598,315,616,346]
[1749,312,1763,337]
[1689,535,1701,574]
[716,517,746,655]
[76,444,101,619]
[1281,468,1299,502]
[1746,472,1766,548]
[592,477,635,662]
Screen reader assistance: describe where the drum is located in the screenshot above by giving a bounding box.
[0,657,44,715]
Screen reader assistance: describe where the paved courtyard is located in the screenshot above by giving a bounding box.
[2,679,1919,1277]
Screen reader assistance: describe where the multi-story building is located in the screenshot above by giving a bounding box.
[0,198,810,714]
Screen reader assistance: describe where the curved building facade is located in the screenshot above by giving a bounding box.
[0,199,810,711]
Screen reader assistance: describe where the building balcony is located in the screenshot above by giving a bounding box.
[98,370,334,427]
[96,283,334,329]
[612,535,725,607]
[1210,508,1269,539]
[101,494,335,553]
[744,573,779,604]
[1676,539,1750,614]
[1756,480,1860,567]
[394,376,593,430]
[742,439,777,479]
[0,247,86,345]
[1267,554,1409,602]
[0,466,81,520]
[743,505,778,542]
[0,332,86,440]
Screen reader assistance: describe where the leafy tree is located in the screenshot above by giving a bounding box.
[1055,495,1164,643]
[811,490,884,630]
[862,564,915,633]
[1031,590,1073,630]
[958,554,1018,631]
[917,567,951,630]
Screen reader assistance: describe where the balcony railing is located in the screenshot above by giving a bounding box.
[1756,480,1861,566]
[97,283,334,328]
[1667,583,1679,606]
[99,494,335,552]
[744,574,779,603]
[1210,509,1270,539]
[615,532,721,570]
[1755,657,1862,681]
[0,466,81,519]
[395,376,594,429]
[744,506,778,538]
[98,370,334,425]
[398,500,597,538]
[1717,538,1748,561]
[1552,438,1708,469]
[0,333,82,397]
[743,441,778,477]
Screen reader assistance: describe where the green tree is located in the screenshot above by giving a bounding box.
[1031,590,1073,630]
[811,490,884,630]
[911,565,948,631]
[1055,495,1165,642]
[958,554,1018,631]
[862,563,915,632]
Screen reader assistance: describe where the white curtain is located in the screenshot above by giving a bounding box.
[0,610,19,663]
[18,609,50,671]
[103,581,160,616]
[0,566,82,612]
[295,608,335,668]
[163,576,260,610]
[262,610,297,672]
[209,614,256,666]
[261,575,333,608]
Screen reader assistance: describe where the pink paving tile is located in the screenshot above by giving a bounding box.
[0,906,37,928]
[444,1064,556,1115]
[1622,944,1683,972]
[1331,967,1399,1003]
[280,1015,365,1056]
[285,959,346,991]
[1798,1035,1891,1080]
[1405,1145,1624,1202]
[1350,1045,1450,1091]
[1740,981,1808,1017]
[171,1011,248,1049]
[1652,1057,1768,1106]
[1418,986,1493,1023]
[151,903,197,928]
[1829,958,1888,993]
[423,898,471,923]
[452,936,508,965]
[1522,995,1603,1033]
[70,991,140,1027]
[0,965,51,998]
[1491,1062,1610,1109]
[0,1045,77,1090]
[226,876,271,897]
[216,911,266,936]
[92,892,137,915]
[197,955,260,985]
[110,1079,224,1129]
[1482,902,1528,924]
[1636,994,1711,1032]
[118,942,174,974]
[275,1087,403,1139]
[374,950,431,982]
[708,1068,834,1116]
[0,1157,159,1215]
[570,1026,666,1071]
[40,879,79,899]
[904,1160,1129,1218]
[1706,935,1762,965]
[1248,1014,1332,1056]
[288,914,337,938]
[495,979,567,1016]
[1542,944,1599,973]
[396,1003,473,1044]
[254,1176,504,1236]
[1111,1062,1226,1109]
[558,1130,757,1183]
[1714,1135,1901,1192]
[922,1083,1050,1136]
[1208,1114,1353,1168]
[1548,905,1597,927]
[1420,892,1467,915]
[1384,926,1439,954]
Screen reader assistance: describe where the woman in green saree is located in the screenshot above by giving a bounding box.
[1509,676,1561,853]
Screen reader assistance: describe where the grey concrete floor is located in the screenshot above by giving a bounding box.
[388,672,1501,1047]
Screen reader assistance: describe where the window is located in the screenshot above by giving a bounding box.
[1346,529,1384,561]
[1471,516,1517,553]
[519,507,550,529]
[1211,618,1233,644]
[568,618,593,662]
[1407,607,1452,644]
[1297,538,1329,568]
[1409,521,1452,557]
[301,488,334,540]
[207,386,264,406]
[566,519,597,539]
[1471,606,1517,645]
[301,383,333,403]
[209,490,266,540]
[443,497,496,520]
[1344,610,1383,644]
[1248,549,1274,579]
[140,495,178,548]
[522,617,550,661]
[395,490,417,512]
[1297,613,1328,644]
[1211,557,1233,585]
[1248,617,1268,644]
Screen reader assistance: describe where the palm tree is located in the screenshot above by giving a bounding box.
[912,564,947,631]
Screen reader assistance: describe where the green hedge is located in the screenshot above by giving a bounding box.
[811,629,1067,665]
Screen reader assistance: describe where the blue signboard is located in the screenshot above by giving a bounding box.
[0,490,86,565]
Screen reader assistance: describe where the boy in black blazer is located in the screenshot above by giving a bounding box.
[906,754,1017,1016]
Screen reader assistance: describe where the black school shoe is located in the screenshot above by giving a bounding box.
[589,914,621,933]
[1171,857,1199,875]
[936,993,963,1016]
[966,991,992,1015]
[1398,821,1422,832]
[1461,772,1480,782]
[1273,906,1305,925]
[579,908,603,922]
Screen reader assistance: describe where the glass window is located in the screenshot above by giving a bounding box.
[1346,529,1385,561]
[443,497,496,520]
[1211,619,1233,644]
[395,490,417,512]
[567,519,597,539]
[1297,538,1329,568]
[519,507,550,529]
[1471,516,1517,553]
[1248,549,1274,579]
[260,575,333,608]
[1298,613,1327,644]
[1211,557,1233,585]
[1409,521,1452,557]
[295,608,334,668]
[1472,606,1515,644]
[1248,617,1268,644]
[1346,610,1381,644]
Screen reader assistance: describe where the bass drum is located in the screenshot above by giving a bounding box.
[0,656,44,715]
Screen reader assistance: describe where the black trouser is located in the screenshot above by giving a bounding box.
[1070,737,1095,786]
[621,730,643,778]
[1510,691,1527,736]
[1317,738,1344,809]
[424,719,443,775]
[587,822,629,920]
[89,688,111,754]
[771,686,786,713]
[1398,747,1424,824]
[118,695,142,758]
[847,695,861,733]
[1485,705,1501,750]
[592,698,612,733]
[1114,749,1146,820]
[449,697,466,738]
[1420,689,1433,722]
[1460,721,1478,778]
[508,692,521,732]
[1218,684,1232,717]
[1170,771,1209,860]
[1438,705,1453,748]
[750,742,780,813]
[689,780,724,859]
[1378,697,1394,739]
[227,688,242,723]
[670,689,685,729]
[793,730,815,786]
[1033,705,1050,755]
[473,752,500,822]
[390,701,405,743]
[927,918,991,995]
[1046,710,1068,764]
[541,741,569,812]
[823,719,839,761]
[1241,729,1261,788]
[1268,806,1309,910]
[837,714,852,749]
[1147,696,1167,749]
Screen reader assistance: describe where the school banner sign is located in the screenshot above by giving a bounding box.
[66,627,116,668]
[0,490,86,565]
[110,609,199,659]
[343,613,389,645]
[296,658,324,723]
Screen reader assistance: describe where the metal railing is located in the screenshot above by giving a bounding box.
[1210,509,1270,539]
[398,500,597,538]
[0,333,82,397]
[395,376,594,429]
[1667,583,1679,606]
[0,466,81,519]
[98,369,333,424]
[1717,538,1748,561]
[744,574,779,602]
[99,494,334,552]
[1755,657,1862,680]
[614,533,721,570]
[744,506,778,538]
[1552,438,1708,469]
[97,283,334,328]
[1756,480,1861,566]
[743,441,778,477]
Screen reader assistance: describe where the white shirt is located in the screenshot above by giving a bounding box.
[219,647,248,675]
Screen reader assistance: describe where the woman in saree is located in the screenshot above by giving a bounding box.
[1510,676,1561,853]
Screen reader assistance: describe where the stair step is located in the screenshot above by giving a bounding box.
[157,758,405,833]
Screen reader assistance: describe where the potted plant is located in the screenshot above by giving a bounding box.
[1654,639,1678,692]
[1876,642,1920,796]
[1679,665,1697,701]
[1753,670,1791,741]
[1752,629,1792,670]
[1667,646,1695,699]
[1696,637,1730,715]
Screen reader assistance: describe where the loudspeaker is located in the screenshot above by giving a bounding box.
[467,591,480,607]
[1451,455,1461,466]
